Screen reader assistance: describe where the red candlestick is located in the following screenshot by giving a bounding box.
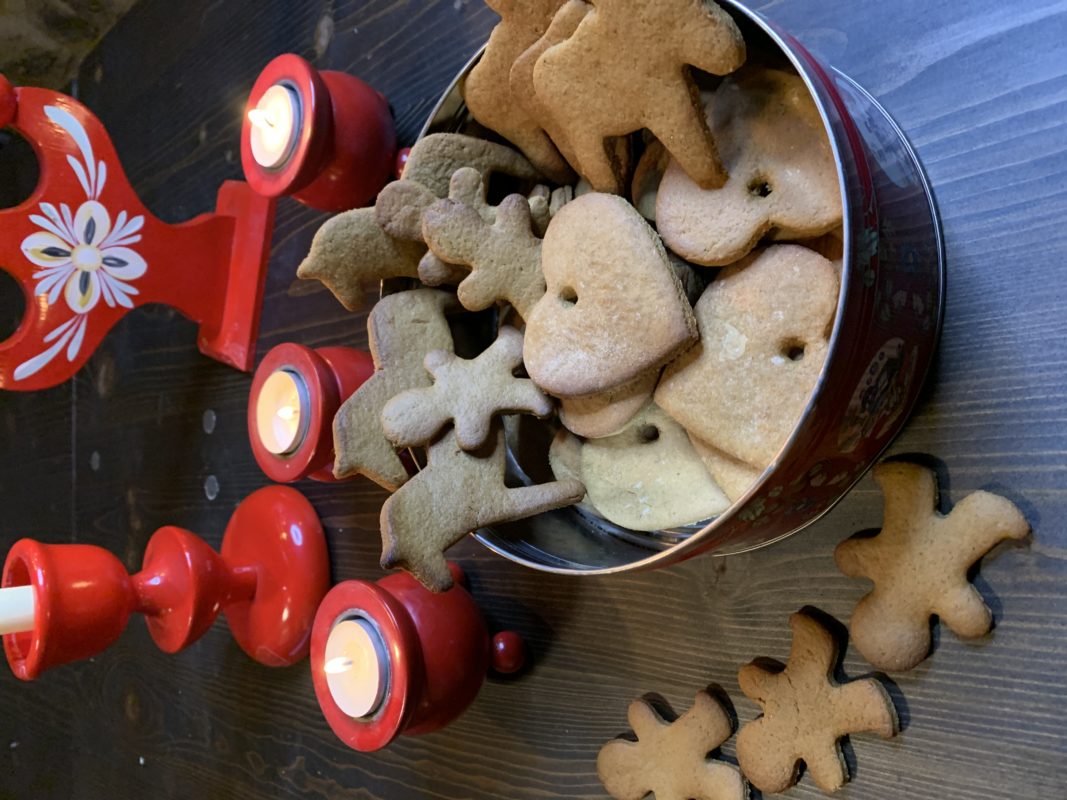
[1,486,328,680]
[241,54,397,212]
[0,74,275,391]
[310,563,526,752]
[248,342,375,482]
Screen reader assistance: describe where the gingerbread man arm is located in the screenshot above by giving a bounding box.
[947,489,1030,564]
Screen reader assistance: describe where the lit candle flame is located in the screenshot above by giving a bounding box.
[277,405,297,422]
[324,656,354,675]
[248,108,276,130]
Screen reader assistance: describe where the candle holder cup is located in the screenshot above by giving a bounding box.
[241,54,397,212]
[1,486,328,680]
[248,342,374,482]
[311,563,525,752]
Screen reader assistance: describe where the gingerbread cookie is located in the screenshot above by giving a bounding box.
[381,326,552,451]
[381,424,585,591]
[580,404,730,531]
[508,0,588,169]
[598,692,746,800]
[737,611,898,794]
[464,0,574,183]
[422,187,545,319]
[401,132,543,197]
[524,193,697,398]
[531,0,746,193]
[657,68,842,266]
[687,435,762,504]
[558,370,657,439]
[631,137,669,221]
[834,461,1030,672]
[333,289,455,490]
[655,245,838,467]
[296,208,425,311]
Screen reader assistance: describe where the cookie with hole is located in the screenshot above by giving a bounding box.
[656,67,842,267]
[578,403,730,531]
[523,192,698,398]
[655,244,839,467]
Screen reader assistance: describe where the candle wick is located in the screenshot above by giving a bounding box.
[248,108,276,130]
[324,656,354,675]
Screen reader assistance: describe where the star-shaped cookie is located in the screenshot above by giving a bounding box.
[597,691,746,800]
[736,611,898,794]
[381,326,552,451]
[835,461,1030,671]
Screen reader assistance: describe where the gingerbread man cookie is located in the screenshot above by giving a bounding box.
[531,0,746,193]
[422,187,545,319]
[835,461,1030,671]
[598,691,746,800]
[380,424,585,591]
[381,326,553,451]
[737,611,898,794]
[332,289,455,491]
[657,68,842,266]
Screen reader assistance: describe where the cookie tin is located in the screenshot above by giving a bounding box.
[416,0,945,574]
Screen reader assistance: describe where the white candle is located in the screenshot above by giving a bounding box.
[248,83,301,169]
[324,618,389,719]
[0,585,35,636]
[255,368,309,455]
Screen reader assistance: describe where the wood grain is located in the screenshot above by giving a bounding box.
[1,0,1067,798]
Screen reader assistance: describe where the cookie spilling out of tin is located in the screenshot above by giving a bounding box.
[297,0,844,591]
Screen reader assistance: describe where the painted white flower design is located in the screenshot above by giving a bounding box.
[14,105,147,381]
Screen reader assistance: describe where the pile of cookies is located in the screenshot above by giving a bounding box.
[297,0,846,588]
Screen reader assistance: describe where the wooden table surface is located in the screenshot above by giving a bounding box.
[1,0,1065,798]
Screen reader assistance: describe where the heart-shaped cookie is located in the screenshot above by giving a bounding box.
[523,193,697,397]
[655,244,839,467]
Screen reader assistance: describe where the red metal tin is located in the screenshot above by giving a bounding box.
[0,75,275,391]
[241,54,396,212]
[417,2,946,574]
[1,486,328,679]
[310,563,525,752]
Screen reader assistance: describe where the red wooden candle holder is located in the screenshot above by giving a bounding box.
[0,74,275,392]
[310,563,525,752]
[241,54,397,212]
[248,342,375,483]
[0,486,328,680]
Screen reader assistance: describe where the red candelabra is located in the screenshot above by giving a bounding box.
[0,486,328,679]
[248,342,375,482]
[0,74,274,391]
[241,54,397,211]
[310,563,525,752]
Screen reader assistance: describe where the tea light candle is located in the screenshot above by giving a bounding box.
[241,53,397,212]
[0,585,35,636]
[255,368,309,456]
[324,617,389,719]
[247,83,301,169]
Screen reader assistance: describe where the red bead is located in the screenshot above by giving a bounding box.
[491,631,526,675]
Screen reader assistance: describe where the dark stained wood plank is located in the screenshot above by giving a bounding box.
[1,0,1066,798]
